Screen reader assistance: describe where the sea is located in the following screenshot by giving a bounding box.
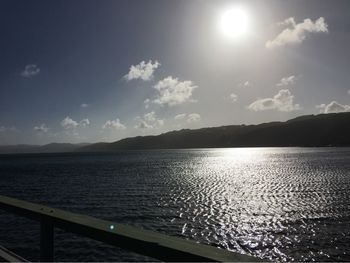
[0,147,349,262]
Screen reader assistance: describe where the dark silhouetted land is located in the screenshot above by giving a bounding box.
[80,112,350,152]
[1,112,349,154]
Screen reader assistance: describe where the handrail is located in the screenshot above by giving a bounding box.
[0,195,262,262]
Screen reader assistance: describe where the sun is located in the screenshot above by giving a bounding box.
[219,6,250,39]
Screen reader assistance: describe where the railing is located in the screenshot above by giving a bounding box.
[0,195,262,262]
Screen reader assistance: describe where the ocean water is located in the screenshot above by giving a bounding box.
[0,147,349,262]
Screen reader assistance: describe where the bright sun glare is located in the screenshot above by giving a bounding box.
[219,6,250,39]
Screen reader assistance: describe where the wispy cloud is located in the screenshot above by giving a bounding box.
[34,123,49,133]
[153,76,198,106]
[266,17,328,49]
[316,101,350,113]
[124,60,160,81]
[134,112,164,129]
[174,113,201,123]
[80,103,89,108]
[238,81,250,88]
[187,113,201,123]
[276,75,296,87]
[21,64,40,78]
[174,113,186,120]
[230,93,238,102]
[248,89,301,112]
[102,118,126,130]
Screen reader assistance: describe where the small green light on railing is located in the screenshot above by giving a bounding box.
[110,225,115,230]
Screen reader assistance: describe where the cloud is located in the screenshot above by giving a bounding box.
[187,113,201,123]
[134,112,164,129]
[238,81,250,88]
[102,118,126,130]
[277,75,296,86]
[81,103,89,108]
[348,90,350,95]
[61,117,79,129]
[266,17,328,49]
[248,89,301,112]
[21,64,40,77]
[61,116,90,129]
[34,123,49,133]
[316,101,350,113]
[153,76,198,106]
[230,93,238,102]
[174,113,201,123]
[79,118,90,127]
[174,113,186,120]
[124,60,160,81]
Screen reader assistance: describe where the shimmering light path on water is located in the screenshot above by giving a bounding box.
[0,148,349,261]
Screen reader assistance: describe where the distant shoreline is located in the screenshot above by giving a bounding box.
[1,112,350,154]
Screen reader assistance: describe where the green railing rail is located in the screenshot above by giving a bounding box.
[0,195,262,262]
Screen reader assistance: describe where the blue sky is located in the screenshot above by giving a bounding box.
[0,0,350,144]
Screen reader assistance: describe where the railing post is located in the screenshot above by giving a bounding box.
[40,219,54,262]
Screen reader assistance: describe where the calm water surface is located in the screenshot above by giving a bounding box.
[0,147,349,261]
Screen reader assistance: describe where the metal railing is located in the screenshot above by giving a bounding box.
[0,195,261,262]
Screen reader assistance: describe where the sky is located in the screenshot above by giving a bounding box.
[0,0,350,145]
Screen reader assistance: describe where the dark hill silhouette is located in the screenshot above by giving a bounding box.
[79,112,350,152]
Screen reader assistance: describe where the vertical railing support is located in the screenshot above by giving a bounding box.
[40,219,54,262]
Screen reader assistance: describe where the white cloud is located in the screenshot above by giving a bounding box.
[124,60,160,81]
[174,113,201,123]
[81,103,89,108]
[61,117,79,129]
[187,113,201,123]
[61,116,90,129]
[134,112,164,129]
[238,81,250,88]
[316,101,350,113]
[277,75,296,86]
[34,123,49,133]
[21,64,40,77]
[79,118,90,127]
[230,93,238,102]
[102,118,126,130]
[248,89,301,112]
[174,113,186,120]
[266,17,328,49]
[153,76,198,106]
